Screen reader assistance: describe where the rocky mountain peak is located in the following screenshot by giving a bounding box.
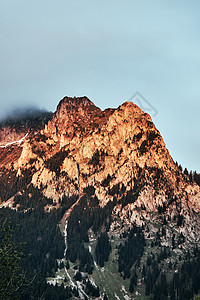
[45,96,102,139]
[45,97,154,144]
[1,96,200,300]
[2,96,200,213]
[57,96,99,110]
[24,97,181,207]
[54,96,101,124]
[0,108,52,147]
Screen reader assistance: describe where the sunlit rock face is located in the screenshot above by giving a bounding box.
[0,109,52,146]
[1,96,200,240]
[8,97,198,207]
[1,96,200,300]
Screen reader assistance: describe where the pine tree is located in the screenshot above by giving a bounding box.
[0,218,25,299]
[95,231,111,267]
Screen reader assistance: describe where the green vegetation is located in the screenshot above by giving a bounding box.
[0,189,72,299]
[0,167,33,202]
[139,130,159,155]
[45,149,69,175]
[118,224,145,279]
[1,156,200,299]
[0,217,25,300]
[95,231,111,267]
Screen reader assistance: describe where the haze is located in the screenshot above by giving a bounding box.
[0,0,199,172]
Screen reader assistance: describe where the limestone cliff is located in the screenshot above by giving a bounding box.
[7,97,199,219]
[1,96,200,299]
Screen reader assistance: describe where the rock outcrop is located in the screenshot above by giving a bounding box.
[1,96,200,299]
[4,96,198,215]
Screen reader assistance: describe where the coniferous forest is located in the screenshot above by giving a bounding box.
[0,200,72,299]
[1,164,200,299]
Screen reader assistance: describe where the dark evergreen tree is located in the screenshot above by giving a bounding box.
[95,231,111,267]
[0,218,25,299]
[118,224,145,279]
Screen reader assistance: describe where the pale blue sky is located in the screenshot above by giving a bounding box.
[0,0,199,171]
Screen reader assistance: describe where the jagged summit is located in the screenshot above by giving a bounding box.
[46,96,102,138]
[56,96,99,111]
[1,95,200,299]
[46,96,154,142]
[54,96,101,123]
[8,95,197,213]
[1,95,200,214]
[52,96,151,130]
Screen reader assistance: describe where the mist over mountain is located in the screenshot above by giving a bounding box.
[0,106,53,148]
[0,96,200,300]
[0,106,52,124]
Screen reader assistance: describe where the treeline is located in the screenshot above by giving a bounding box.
[0,167,33,202]
[141,246,200,300]
[118,224,145,280]
[187,170,200,186]
[66,187,116,272]
[0,186,71,299]
[139,130,159,155]
[169,249,200,300]
[95,231,111,267]
[45,149,69,175]
[143,248,171,299]
[13,184,53,209]
[176,162,200,186]
[0,216,25,299]
[66,194,96,273]
[1,181,115,298]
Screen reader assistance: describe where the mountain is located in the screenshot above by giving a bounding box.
[1,96,200,300]
[0,107,53,146]
[0,108,53,168]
